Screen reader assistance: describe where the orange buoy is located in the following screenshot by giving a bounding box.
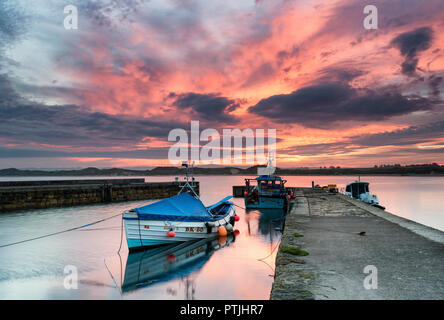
[218,226,227,236]
[168,230,175,237]
[218,236,227,246]
[234,215,240,222]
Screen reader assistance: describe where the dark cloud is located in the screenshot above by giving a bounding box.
[0,1,27,49]
[0,147,169,159]
[0,74,185,148]
[391,27,434,76]
[169,92,240,124]
[316,65,367,84]
[350,121,444,147]
[428,75,443,98]
[73,0,148,27]
[280,120,444,158]
[280,142,352,157]
[248,82,433,128]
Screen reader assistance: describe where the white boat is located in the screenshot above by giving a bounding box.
[343,181,385,210]
[123,163,237,250]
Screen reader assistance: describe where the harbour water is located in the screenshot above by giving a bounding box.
[0,175,443,299]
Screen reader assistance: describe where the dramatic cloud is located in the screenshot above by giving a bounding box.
[391,27,434,76]
[281,120,444,159]
[1,0,444,168]
[169,92,240,124]
[351,120,444,147]
[72,0,148,27]
[428,75,443,98]
[0,1,27,49]
[0,147,169,159]
[248,82,433,128]
[0,74,186,148]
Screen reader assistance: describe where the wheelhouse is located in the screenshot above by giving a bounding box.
[345,182,369,199]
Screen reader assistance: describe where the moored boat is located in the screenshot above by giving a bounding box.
[123,163,237,250]
[343,180,385,210]
[244,175,289,209]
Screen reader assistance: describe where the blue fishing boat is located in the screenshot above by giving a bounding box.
[123,162,237,250]
[244,175,289,209]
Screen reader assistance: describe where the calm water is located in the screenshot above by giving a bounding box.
[0,175,443,299]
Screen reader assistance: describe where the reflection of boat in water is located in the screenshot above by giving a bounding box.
[245,208,285,240]
[245,207,286,235]
[343,180,385,210]
[122,234,235,293]
[257,208,286,235]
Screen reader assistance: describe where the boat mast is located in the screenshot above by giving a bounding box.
[178,161,200,198]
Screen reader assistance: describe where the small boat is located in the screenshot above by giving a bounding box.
[123,163,236,250]
[244,170,290,209]
[343,180,385,210]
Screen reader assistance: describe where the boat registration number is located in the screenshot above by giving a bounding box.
[185,227,204,233]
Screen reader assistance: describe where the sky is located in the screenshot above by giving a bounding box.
[0,0,444,169]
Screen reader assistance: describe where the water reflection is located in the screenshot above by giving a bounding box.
[245,208,285,237]
[122,234,235,296]
[244,208,285,273]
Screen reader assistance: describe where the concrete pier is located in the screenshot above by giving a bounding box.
[271,188,444,300]
[0,179,198,212]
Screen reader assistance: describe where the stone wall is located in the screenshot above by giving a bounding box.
[0,180,199,212]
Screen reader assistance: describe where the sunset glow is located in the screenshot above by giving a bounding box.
[1,0,444,168]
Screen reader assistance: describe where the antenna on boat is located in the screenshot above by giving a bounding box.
[178,161,200,198]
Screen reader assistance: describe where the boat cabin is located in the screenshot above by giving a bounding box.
[345,181,370,199]
[244,175,287,208]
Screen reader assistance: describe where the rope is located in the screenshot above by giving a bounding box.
[118,212,124,254]
[0,212,122,249]
[233,203,246,210]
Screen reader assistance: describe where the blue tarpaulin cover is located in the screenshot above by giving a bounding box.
[134,192,214,222]
[255,175,283,181]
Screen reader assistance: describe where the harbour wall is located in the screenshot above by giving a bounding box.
[270,188,444,300]
[0,179,199,212]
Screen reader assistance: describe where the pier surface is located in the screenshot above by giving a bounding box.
[271,188,444,300]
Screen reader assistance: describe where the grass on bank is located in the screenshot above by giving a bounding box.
[280,245,309,256]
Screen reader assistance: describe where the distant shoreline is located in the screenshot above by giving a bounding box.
[0,165,443,177]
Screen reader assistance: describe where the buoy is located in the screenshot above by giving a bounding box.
[234,229,240,237]
[225,223,233,232]
[167,254,175,262]
[218,236,227,246]
[218,226,227,236]
[234,215,240,222]
[168,230,175,237]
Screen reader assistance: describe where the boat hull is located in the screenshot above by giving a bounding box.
[245,196,285,209]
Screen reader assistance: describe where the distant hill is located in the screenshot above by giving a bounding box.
[0,164,443,176]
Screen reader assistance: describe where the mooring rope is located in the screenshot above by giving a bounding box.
[233,203,246,210]
[0,212,123,249]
